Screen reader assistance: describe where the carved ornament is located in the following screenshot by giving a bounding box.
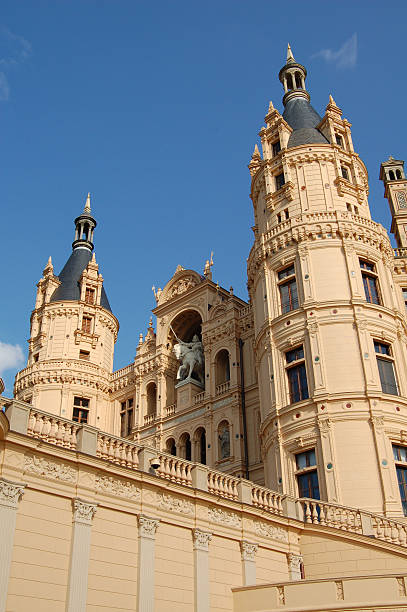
[254,521,288,542]
[157,493,194,515]
[138,514,160,539]
[73,498,97,525]
[24,454,76,483]
[0,478,25,509]
[208,507,242,527]
[192,528,212,551]
[95,475,141,500]
[240,540,258,561]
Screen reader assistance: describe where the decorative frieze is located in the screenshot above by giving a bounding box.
[72,498,97,525]
[24,454,76,483]
[0,478,25,509]
[254,521,288,542]
[193,528,212,551]
[138,514,160,539]
[157,493,194,515]
[95,475,141,500]
[208,507,242,527]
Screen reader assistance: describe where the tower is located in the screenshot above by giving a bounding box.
[249,46,406,516]
[14,195,119,431]
[380,156,407,249]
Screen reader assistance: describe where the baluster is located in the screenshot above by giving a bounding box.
[391,523,400,545]
[108,438,115,463]
[319,504,327,526]
[400,526,407,547]
[101,435,109,459]
[62,423,71,448]
[277,495,283,515]
[252,487,259,507]
[208,472,214,494]
[33,413,43,438]
[186,465,192,487]
[311,502,319,524]
[180,462,187,485]
[384,520,392,542]
[175,460,182,484]
[70,426,78,449]
[55,422,65,446]
[126,445,134,468]
[27,411,35,436]
[96,435,103,457]
[375,517,384,539]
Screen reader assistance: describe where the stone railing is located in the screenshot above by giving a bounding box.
[239,305,252,318]
[144,413,155,426]
[193,391,205,405]
[394,247,407,258]
[215,381,230,396]
[165,403,176,417]
[207,468,240,501]
[27,408,81,450]
[111,363,134,381]
[156,454,193,487]
[96,433,141,470]
[252,483,284,516]
[299,498,407,548]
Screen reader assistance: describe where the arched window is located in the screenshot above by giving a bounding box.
[215,350,230,386]
[295,72,302,88]
[218,420,230,460]
[179,432,191,461]
[396,169,402,179]
[194,427,206,465]
[166,437,176,456]
[389,170,395,181]
[146,382,157,416]
[286,73,294,90]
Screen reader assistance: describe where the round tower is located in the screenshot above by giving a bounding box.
[14,195,119,432]
[248,45,407,517]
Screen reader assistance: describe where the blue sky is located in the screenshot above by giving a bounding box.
[1,0,406,394]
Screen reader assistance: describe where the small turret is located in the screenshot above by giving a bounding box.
[72,193,97,252]
[380,157,407,247]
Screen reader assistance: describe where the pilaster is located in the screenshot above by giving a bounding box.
[240,540,258,586]
[137,515,160,612]
[192,528,212,612]
[287,552,303,581]
[0,479,25,612]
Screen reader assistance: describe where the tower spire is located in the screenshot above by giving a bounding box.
[72,193,97,252]
[278,44,309,106]
[287,43,295,63]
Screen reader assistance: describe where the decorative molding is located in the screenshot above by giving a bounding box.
[240,540,258,562]
[157,493,194,515]
[208,507,242,528]
[95,475,141,500]
[287,553,303,571]
[72,498,97,525]
[24,454,76,483]
[0,478,25,509]
[254,521,288,542]
[192,528,212,551]
[138,514,160,539]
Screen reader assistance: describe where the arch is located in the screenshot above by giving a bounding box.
[194,426,206,465]
[389,170,395,181]
[215,349,230,386]
[146,382,157,416]
[295,72,302,88]
[179,432,192,461]
[166,437,176,456]
[396,169,402,179]
[286,73,294,90]
[218,420,230,460]
[169,308,203,347]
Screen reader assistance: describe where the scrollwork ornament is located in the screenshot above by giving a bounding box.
[254,521,288,542]
[192,528,212,551]
[157,493,194,515]
[72,498,97,525]
[138,514,160,539]
[240,540,258,561]
[0,478,25,509]
[208,507,242,527]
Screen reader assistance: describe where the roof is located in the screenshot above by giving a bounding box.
[50,248,112,312]
[283,98,329,148]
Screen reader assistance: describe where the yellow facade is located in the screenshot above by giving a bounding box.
[2,45,407,610]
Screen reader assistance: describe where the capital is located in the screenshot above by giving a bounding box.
[138,514,160,539]
[72,498,97,525]
[240,540,258,562]
[192,528,212,551]
[0,478,25,509]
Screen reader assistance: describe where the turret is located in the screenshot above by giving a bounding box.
[380,156,407,248]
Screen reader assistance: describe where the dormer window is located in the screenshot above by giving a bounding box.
[272,140,281,157]
[335,134,343,147]
[341,166,350,181]
[276,173,285,191]
[82,316,92,334]
[85,287,95,305]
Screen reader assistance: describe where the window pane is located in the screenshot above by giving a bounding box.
[363,274,380,304]
[360,260,374,272]
[278,265,295,280]
[276,173,285,190]
[393,445,407,462]
[296,449,316,470]
[272,141,281,156]
[297,470,320,499]
[280,279,299,313]
[120,412,126,437]
[288,363,308,403]
[377,358,398,395]
[286,346,304,364]
[374,341,390,356]
[127,409,133,436]
[396,466,407,516]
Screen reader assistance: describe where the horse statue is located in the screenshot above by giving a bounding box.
[171,327,205,385]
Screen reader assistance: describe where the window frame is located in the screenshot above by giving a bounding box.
[392,444,407,516]
[359,259,381,305]
[275,172,285,191]
[82,316,93,334]
[374,340,399,396]
[85,287,95,305]
[73,396,89,423]
[272,140,281,157]
[120,398,134,437]
[285,345,309,404]
[295,448,320,500]
[277,264,299,314]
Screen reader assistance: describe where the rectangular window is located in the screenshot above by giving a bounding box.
[393,445,407,516]
[354,205,359,215]
[127,409,133,436]
[374,341,398,395]
[341,166,349,180]
[360,259,381,305]
[272,140,281,156]
[120,398,134,438]
[286,346,309,403]
[278,265,299,314]
[335,134,343,147]
[73,397,89,423]
[284,208,289,220]
[276,172,285,190]
[82,316,92,334]
[277,213,281,224]
[33,353,39,362]
[295,449,320,499]
[79,349,90,360]
[402,288,407,311]
[85,288,95,305]
[346,203,352,212]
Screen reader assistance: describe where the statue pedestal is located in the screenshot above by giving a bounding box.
[175,378,204,410]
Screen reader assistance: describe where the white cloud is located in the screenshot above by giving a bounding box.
[313,33,357,69]
[0,72,9,101]
[0,342,24,375]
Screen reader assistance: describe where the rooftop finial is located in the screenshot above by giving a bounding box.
[287,43,295,63]
[84,192,91,213]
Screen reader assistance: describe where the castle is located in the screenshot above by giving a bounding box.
[1,45,407,611]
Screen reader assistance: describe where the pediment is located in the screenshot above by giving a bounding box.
[157,268,203,306]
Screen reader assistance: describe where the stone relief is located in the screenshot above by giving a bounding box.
[73,498,97,525]
[240,540,258,561]
[0,478,25,509]
[95,475,141,500]
[254,521,288,542]
[138,514,160,539]
[24,454,76,483]
[192,528,212,551]
[208,507,241,527]
[156,493,194,516]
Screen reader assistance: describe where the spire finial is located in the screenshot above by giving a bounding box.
[84,192,91,213]
[287,43,295,62]
[268,100,274,113]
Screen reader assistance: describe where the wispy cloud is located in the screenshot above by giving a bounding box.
[0,341,24,376]
[0,26,32,101]
[313,33,357,69]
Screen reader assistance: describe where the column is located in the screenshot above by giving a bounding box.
[0,478,25,612]
[137,515,160,612]
[240,541,258,586]
[66,498,97,612]
[192,528,212,612]
[287,553,304,581]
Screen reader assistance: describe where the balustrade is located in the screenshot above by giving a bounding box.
[155,455,193,487]
[193,391,205,405]
[144,413,156,426]
[215,381,230,396]
[27,409,80,450]
[300,499,363,533]
[96,433,141,469]
[371,515,407,547]
[394,247,407,258]
[207,469,239,500]
[165,403,176,417]
[252,484,284,515]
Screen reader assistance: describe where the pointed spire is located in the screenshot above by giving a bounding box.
[47,256,52,266]
[252,144,261,159]
[268,100,274,113]
[287,43,295,63]
[84,192,91,213]
[329,94,337,106]
[91,252,96,263]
